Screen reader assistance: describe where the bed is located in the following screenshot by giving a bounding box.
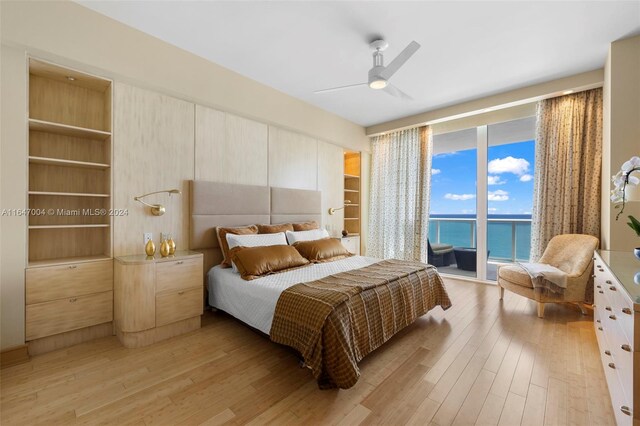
[189,180,451,389]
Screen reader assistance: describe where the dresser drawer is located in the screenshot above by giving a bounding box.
[26,259,113,304]
[155,287,202,327]
[156,258,201,293]
[26,290,113,340]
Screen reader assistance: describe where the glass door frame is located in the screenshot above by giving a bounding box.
[476,126,489,281]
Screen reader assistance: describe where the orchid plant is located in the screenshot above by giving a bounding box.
[611,156,640,227]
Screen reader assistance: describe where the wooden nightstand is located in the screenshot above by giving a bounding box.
[114,250,203,348]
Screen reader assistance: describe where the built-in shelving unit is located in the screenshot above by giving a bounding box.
[27,58,113,266]
[343,151,361,237]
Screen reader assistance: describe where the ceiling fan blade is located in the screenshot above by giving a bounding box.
[380,40,421,80]
[383,83,413,100]
[314,83,368,94]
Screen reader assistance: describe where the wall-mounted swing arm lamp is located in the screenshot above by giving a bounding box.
[328,200,352,215]
[134,189,181,216]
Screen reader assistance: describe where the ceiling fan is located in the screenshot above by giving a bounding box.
[315,39,421,100]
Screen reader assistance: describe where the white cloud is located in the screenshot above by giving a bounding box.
[488,207,498,212]
[488,156,530,176]
[487,175,506,185]
[488,190,509,201]
[431,168,441,175]
[519,174,533,182]
[445,193,476,201]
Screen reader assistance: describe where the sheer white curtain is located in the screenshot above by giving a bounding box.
[369,126,433,261]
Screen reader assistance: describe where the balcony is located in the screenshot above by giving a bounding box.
[428,216,532,280]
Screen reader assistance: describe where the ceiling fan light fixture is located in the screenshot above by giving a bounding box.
[369,78,387,90]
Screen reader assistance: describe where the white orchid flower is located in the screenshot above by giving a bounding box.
[621,156,640,172]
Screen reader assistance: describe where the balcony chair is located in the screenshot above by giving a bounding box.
[427,239,455,267]
[497,234,598,318]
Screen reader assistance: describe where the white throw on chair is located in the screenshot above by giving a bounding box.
[497,234,599,318]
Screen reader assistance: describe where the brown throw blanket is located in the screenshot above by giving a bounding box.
[270,259,452,389]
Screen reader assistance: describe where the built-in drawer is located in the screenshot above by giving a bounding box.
[155,287,202,327]
[341,236,360,255]
[26,259,113,305]
[156,258,201,294]
[26,290,113,340]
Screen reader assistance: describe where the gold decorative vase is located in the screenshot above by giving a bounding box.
[168,237,176,255]
[160,239,171,257]
[145,239,156,256]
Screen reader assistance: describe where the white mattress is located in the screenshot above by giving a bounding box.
[207,256,379,335]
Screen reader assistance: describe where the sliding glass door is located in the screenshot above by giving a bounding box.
[428,116,535,281]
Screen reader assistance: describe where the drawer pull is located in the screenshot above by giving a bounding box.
[604,350,611,356]
[621,406,631,416]
[608,362,615,369]
[598,326,603,331]
[69,297,77,302]
[596,319,601,323]
[178,291,184,295]
[596,285,601,289]
[176,261,184,265]
[605,280,612,284]
[622,308,632,315]
[621,344,631,352]
[605,306,612,311]
[598,291,604,294]
[609,315,616,320]
[609,286,616,291]
[68,265,77,269]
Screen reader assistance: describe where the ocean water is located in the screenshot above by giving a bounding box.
[429,214,532,261]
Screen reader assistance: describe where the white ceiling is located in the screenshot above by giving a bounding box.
[78,1,640,127]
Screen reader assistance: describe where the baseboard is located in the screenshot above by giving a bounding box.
[1,344,30,368]
[28,322,114,356]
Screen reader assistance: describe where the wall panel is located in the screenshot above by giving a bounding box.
[317,141,344,234]
[113,83,194,256]
[194,107,268,185]
[268,126,317,191]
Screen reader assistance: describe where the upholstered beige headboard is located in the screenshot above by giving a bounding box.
[189,180,321,276]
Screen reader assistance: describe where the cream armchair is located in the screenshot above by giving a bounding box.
[497,234,599,318]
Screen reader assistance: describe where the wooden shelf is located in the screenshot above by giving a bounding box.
[344,189,359,193]
[345,204,359,207]
[344,218,360,221]
[29,156,110,170]
[29,118,111,141]
[344,174,360,179]
[29,191,110,198]
[28,254,111,268]
[29,224,110,230]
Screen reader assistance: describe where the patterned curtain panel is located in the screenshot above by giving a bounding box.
[369,126,433,261]
[530,88,603,261]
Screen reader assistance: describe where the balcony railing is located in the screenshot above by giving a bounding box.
[429,217,532,263]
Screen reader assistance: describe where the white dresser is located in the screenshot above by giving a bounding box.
[341,235,361,255]
[593,250,640,426]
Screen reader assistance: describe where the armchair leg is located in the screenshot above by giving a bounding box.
[577,302,587,316]
[498,285,504,300]
[537,302,545,318]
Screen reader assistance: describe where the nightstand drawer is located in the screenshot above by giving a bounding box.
[26,290,113,340]
[26,259,113,304]
[341,236,360,255]
[156,287,202,327]
[156,258,201,293]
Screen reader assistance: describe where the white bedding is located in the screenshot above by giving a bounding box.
[207,256,379,335]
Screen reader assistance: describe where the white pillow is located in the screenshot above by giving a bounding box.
[285,228,330,245]
[226,232,288,272]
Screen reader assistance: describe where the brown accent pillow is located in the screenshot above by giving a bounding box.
[292,221,319,231]
[229,245,310,280]
[293,238,354,263]
[216,225,258,268]
[257,223,294,234]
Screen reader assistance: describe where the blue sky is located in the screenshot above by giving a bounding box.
[429,140,535,216]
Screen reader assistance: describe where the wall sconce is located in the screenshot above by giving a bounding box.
[328,200,351,215]
[134,189,181,216]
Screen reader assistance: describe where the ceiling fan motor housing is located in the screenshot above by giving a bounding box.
[368,47,387,88]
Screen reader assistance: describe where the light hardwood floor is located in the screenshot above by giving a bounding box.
[0,278,614,425]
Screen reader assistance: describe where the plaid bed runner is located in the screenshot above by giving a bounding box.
[270,259,452,389]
